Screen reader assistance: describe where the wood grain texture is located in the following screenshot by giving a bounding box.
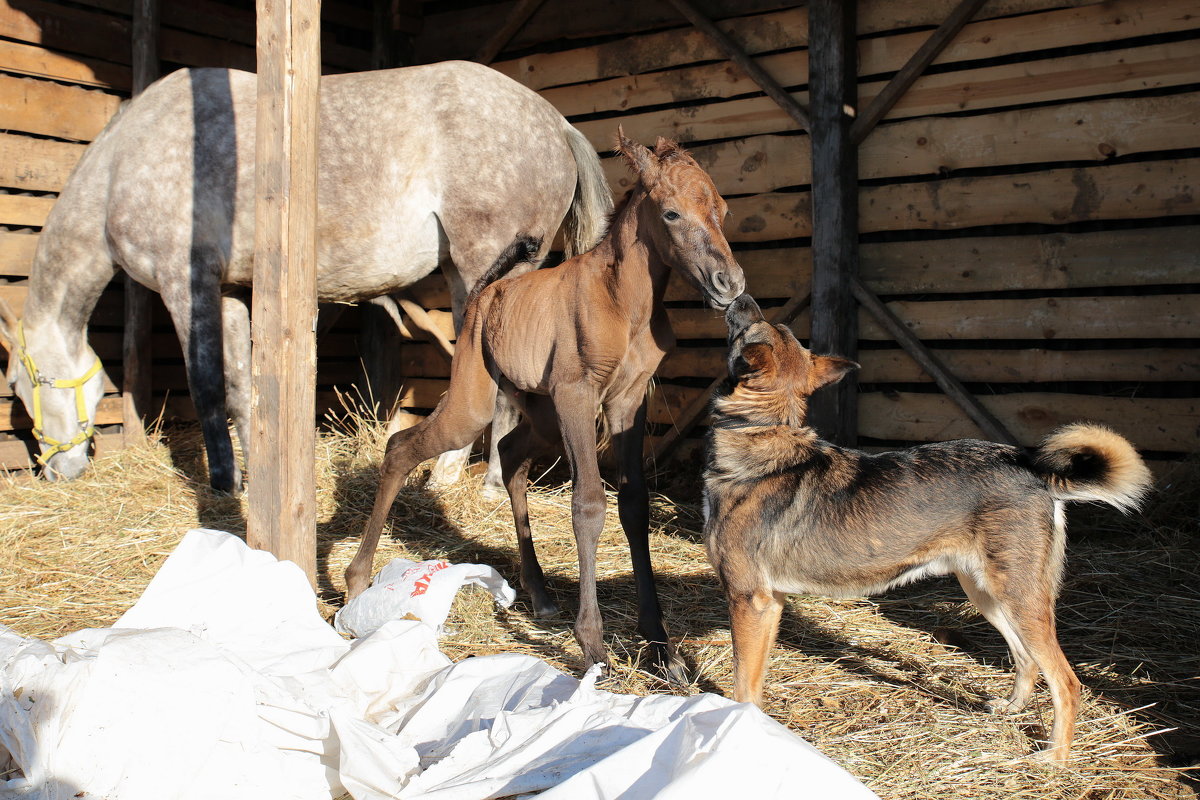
[248,0,321,584]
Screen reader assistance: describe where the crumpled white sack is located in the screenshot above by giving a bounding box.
[0,529,879,800]
[334,557,516,638]
[0,529,349,800]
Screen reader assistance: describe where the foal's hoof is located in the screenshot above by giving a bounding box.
[1030,747,1070,767]
[987,697,1025,715]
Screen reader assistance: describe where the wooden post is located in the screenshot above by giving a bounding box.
[248,0,321,584]
[122,0,159,445]
[807,0,858,445]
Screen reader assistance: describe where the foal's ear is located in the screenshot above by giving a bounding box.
[0,295,17,352]
[653,136,696,165]
[615,125,659,182]
[810,355,859,390]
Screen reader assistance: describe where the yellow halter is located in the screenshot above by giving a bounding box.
[15,321,103,465]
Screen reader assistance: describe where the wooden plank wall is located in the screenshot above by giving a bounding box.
[399,0,1199,470]
[0,0,374,469]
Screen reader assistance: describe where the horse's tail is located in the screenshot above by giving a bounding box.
[560,125,613,259]
[466,235,543,305]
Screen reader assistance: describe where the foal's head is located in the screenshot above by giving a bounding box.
[615,128,745,309]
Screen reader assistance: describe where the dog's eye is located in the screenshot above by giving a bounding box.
[663,210,680,222]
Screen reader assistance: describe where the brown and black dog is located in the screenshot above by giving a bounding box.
[703,294,1152,763]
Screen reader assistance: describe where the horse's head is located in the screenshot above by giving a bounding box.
[615,127,745,309]
[0,298,106,481]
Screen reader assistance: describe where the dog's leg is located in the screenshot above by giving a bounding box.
[957,571,1038,714]
[729,588,785,706]
[1005,591,1081,764]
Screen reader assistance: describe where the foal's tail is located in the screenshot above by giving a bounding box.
[1034,423,1152,513]
[561,125,613,258]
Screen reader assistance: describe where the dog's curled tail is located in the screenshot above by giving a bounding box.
[1034,423,1152,513]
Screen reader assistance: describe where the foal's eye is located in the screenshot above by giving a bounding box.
[663,210,680,222]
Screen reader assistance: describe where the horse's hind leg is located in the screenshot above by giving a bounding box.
[221,290,252,474]
[499,393,561,618]
[607,388,687,684]
[160,256,239,493]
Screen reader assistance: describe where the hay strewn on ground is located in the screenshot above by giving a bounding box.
[1,410,1197,799]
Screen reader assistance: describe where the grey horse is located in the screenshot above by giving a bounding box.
[0,62,611,491]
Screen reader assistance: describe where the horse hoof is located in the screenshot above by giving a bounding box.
[531,597,560,619]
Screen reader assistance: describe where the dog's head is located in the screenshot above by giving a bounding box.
[716,294,858,427]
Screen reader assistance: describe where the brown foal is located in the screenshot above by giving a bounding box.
[345,129,745,680]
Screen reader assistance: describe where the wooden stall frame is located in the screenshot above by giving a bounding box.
[248,0,321,585]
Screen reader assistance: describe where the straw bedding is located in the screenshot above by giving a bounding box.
[1,409,1196,799]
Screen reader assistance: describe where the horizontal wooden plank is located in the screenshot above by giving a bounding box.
[0,394,122,430]
[666,294,1200,341]
[609,90,1200,197]
[0,0,368,75]
[0,74,122,141]
[492,0,1101,91]
[0,429,122,470]
[0,193,56,228]
[858,227,1200,295]
[727,157,1200,241]
[265,225,1200,329]
[417,0,798,64]
[0,232,39,277]
[658,346,1200,384]
[0,37,131,89]
[0,134,86,193]
[397,338,1200,385]
[856,392,1198,452]
[646,384,1198,452]
[545,0,1199,120]
[575,38,1200,148]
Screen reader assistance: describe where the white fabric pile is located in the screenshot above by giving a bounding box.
[0,529,877,799]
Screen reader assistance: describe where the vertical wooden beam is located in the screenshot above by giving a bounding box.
[122,0,158,446]
[249,0,321,584]
[807,0,858,445]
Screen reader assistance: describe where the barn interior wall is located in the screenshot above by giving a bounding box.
[395,0,1199,475]
[1,0,1196,475]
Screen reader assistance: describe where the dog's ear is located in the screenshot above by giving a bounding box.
[810,355,858,389]
[733,342,775,381]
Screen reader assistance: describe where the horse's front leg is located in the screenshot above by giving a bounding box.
[551,382,608,673]
[161,262,239,493]
[606,387,688,684]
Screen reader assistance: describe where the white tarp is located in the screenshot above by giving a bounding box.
[0,529,878,800]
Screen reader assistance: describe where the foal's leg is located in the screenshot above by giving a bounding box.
[159,256,239,493]
[551,381,608,672]
[606,389,687,684]
[498,394,561,618]
[345,401,493,600]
